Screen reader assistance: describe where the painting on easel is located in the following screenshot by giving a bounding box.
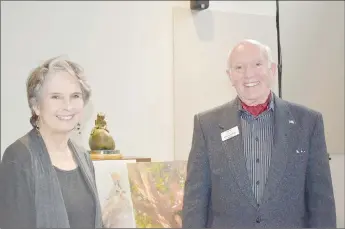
[127,161,187,228]
[93,160,136,228]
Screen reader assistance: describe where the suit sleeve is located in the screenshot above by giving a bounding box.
[182,114,211,228]
[305,113,337,228]
[0,145,36,228]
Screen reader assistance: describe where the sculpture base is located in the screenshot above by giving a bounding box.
[89,150,123,160]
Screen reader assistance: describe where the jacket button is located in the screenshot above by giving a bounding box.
[256,217,261,223]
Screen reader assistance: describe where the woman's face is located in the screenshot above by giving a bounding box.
[33,71,85,134]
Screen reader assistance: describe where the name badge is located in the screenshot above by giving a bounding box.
[221,126,239,141]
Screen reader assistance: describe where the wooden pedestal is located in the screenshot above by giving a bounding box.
[90,154,151,162]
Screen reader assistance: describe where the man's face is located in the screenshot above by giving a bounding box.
[227,43,276,105]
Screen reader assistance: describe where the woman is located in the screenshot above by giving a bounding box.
[0,56,103,228]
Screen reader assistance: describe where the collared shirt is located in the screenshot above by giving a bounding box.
[237,94,275,204]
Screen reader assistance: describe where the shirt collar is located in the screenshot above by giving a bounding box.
[237,91,275,113]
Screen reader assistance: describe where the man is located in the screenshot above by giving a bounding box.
[182,39,336,228]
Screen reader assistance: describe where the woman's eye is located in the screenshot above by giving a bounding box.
[72,93,82,99]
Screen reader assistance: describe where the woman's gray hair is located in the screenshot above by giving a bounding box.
[26,56,91,128]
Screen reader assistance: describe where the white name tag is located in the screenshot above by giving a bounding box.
[221,126,239,141]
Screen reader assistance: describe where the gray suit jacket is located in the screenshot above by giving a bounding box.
[182,94,336,228]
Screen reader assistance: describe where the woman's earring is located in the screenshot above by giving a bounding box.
[36,116,40,130]
[76,123,81,135]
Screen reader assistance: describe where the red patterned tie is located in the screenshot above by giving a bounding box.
[241,93,271,116]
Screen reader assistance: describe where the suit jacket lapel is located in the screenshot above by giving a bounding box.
[26,129,70,228]
[218,99,258,208]
[261,95,299,204]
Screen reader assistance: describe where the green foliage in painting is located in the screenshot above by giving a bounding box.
[128,161,187,228]
[135,210,163,228]
[155,175,168,192]
[130,179,147,201]
[130,180,139,194]
[147,163,171,193]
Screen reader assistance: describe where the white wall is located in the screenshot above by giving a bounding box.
[1,1,343,227]
[1,1,188,162]
[0,1,276,161]
[280,1,344,155]
[172,7,278,161]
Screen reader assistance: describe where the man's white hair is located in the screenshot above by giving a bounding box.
[227,39,274,70]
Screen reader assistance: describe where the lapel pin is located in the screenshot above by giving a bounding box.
[296,149,305,154]
[289,120,295,124]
